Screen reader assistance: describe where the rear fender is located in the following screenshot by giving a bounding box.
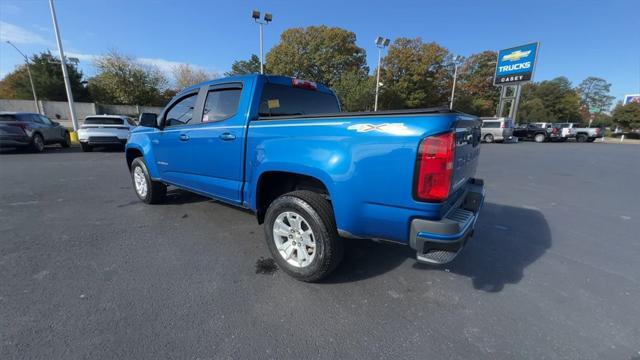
[125,135,161,180]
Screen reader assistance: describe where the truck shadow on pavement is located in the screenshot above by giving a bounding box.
[325,202,551,293]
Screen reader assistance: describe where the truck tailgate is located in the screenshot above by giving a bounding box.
[451,118,482,192]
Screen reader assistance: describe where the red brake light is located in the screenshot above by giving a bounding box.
[414,131,455,202]
[292,78,317,90]
[501,122,505,128]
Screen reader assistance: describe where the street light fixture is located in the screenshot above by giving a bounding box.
[6,41,41,114]
[374,36,390,111]
[252,10,273,74]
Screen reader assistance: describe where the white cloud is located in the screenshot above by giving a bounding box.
[137,57,193,74]
[64,52,217,82]
[0,21,50,46]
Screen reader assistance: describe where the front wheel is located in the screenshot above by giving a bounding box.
[534,133,546,143]
[130,157,166,204]
[264,190,343,282]
[484,134,494,143]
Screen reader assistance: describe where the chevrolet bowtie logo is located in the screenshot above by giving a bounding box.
[502,50,531,62]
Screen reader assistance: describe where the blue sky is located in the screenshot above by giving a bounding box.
[1,0,638,101]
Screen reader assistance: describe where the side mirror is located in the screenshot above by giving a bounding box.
[139,113,158,128]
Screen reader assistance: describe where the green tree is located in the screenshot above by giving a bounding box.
[266,26,367,86]
[378,38,452,109]
[576,76,614,116]
[331,70,375,111]
[226,54,262,76]
[0,51,90,101]
[454,51,500,116]
[611,102,640,130]
[88,51,168,106]
[518,77,581,122]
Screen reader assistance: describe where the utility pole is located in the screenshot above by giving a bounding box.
[49,0,78,132]
[449,57,460,110]
[6,41,41,114]
[374,37,390,111]
[252,10,272,74]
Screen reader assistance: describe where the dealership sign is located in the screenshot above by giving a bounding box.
[623,94,640,105]
[494,42,539,85]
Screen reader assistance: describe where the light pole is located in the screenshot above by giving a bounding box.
[49,0,79,132]
[449,55,461,110]
[6,41,41,114]
[374,36,390,111]
[252,10,272,74]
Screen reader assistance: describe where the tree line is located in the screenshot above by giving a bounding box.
[1,26,638,129]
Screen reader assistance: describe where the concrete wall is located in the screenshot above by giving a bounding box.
[0,99,164,121]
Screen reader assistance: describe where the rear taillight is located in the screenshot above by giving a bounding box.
[414,131,455,202]
[501,122,505,128]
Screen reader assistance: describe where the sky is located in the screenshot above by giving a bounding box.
[0,0,639,101]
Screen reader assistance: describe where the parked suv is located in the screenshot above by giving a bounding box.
[77,115,137,151]
[480,117,514,143]
[0,112,71,152]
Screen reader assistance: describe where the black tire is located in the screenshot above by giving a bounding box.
[484,134,494,143]
[534,133,546,143]
[130,157,166,204]
[80,143,92,152]
[264,190,343,282]
[60,132,71,148]
[31,133,45,152]
[576,134,588,143]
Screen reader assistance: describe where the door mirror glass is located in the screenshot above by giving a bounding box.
[139,113,158,128]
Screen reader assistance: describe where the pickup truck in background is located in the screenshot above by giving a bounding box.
[555,123,603,142]
[513,123,560,143]
[125,74,485,281]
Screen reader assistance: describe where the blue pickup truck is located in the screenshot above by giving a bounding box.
[125,74,485,281]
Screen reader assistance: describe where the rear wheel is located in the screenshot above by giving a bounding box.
[31,134,45,152]
[534,133,546,143]
[131,157,166,204]
[576,134,588,143]
[484,134,494,143]
[264,190,343,282]
[80,143,92,152]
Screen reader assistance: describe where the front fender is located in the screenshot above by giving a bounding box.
[126,131,161,180]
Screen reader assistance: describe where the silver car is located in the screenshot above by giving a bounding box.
[77,115,137,152]
[480,117,514,143]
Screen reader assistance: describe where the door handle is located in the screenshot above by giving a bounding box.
[179,133,190,141]
[219,132,236,141]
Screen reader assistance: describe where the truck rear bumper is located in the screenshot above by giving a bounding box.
[410,178,485,264]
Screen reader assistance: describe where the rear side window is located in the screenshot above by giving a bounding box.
[0,115,18,122]
[84,117,124,125]
[258,83,340,117]
[483,121,500,128]
[202,88,241,122]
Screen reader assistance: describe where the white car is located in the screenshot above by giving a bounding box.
[77,115,137,152]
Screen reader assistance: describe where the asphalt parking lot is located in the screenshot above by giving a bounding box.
[1,142,639,359]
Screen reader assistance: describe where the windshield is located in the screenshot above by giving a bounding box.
[84,117,124,125]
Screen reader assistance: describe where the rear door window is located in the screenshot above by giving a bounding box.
[483,121,500,128]
[258,83,340,117]
[202,88,242,122]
